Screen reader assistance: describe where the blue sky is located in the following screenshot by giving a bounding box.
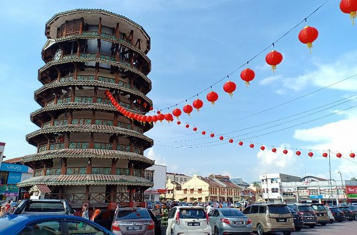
[0,0,356,182]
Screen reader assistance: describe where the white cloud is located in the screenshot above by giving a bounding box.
[255,144,305,176]
[146,148,167,166]
[260,50,357,92]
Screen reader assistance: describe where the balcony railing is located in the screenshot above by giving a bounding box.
[33,167,153,182]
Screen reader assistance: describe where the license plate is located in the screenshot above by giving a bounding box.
[127,226,142,230]
[188,222,200,226]
[318,213,323,216]
[234,221,244,225]
[306,217,313,220]
[277,218,286,222]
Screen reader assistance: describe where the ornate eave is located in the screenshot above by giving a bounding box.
[20,149,154,165]
[26,124,154,146]
[38,56,151,85]
[17,174,153,187]
[34,80,152,105]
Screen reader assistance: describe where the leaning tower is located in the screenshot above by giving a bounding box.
[18,9,155,209]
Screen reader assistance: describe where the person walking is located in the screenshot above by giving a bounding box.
[160,203,169,235]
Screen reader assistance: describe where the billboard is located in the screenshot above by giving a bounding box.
[7,172,22,184]
[346,186,357,198]
[0,163,29,173]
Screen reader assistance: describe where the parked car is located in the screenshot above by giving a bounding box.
[310,204,329,225]
[324,206,335,223]
[289,204,317,228]
[347,205,357,220]
[13,199,75,215]
[287,208,304,231]
[329,207,345,222]
[208,208,252,235]
[0,214,115,235]
[167,206,211,235]
[111,207,158,235]
[243,204,294,235]
[338,206,355,221]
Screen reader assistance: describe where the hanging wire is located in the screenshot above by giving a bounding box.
[155,0,331,112]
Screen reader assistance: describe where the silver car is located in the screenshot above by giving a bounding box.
[111,207,155,235]
[209,208,253,235]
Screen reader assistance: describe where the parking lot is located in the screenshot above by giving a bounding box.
[269,221,357,234]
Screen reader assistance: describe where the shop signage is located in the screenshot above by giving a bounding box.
[346,186,357,198]
[0,184,18,194]
[0,163,28,173]
[7,172,22,184]
[309,195,323,199]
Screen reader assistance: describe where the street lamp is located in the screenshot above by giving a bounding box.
[338,171,345,204]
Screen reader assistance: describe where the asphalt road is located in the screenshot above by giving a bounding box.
[268,220,357,234]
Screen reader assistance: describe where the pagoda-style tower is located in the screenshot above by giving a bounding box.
[18,9,155,209]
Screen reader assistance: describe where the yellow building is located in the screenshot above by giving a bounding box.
[166,174,241,203]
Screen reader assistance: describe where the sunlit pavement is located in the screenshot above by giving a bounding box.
[267,221,357,234]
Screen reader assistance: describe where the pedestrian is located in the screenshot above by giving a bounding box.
[4,200,11,212]
[0,207,7,217]
[90,206,101,221]
[82,204,89,219]
[205,203,212,214]
[160,203,169,235]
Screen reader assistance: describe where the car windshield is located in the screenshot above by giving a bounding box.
[311,205,326,211]
[116,209,150,220]
[298,206,313,212]
[179,209,206,219]
[268,205,290,214]
[221,209,243,217]
[26,202,64,212]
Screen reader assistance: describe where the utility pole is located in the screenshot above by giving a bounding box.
[328,149,333,204]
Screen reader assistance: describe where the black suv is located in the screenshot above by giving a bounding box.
[288,204,317,228]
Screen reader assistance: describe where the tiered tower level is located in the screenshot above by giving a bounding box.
[18,9,155,208]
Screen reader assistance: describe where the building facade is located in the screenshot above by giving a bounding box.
[345,180,357,203]
[166,172,191,184]
[144,165,167,202]
[17,9,155,209]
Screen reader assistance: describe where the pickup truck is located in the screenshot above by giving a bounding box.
[13,199,75,215]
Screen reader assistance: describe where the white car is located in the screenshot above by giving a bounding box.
[167,206,211,235]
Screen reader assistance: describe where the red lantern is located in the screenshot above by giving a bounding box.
[146,116,153,123]
[183,104,193,117]
[129,113,135,119]
[193,99,204,111]
[272,148,277,153]
[340,0,357,25]
[157,111,161,114]
[260,146,265,151]
[296,151,301,156]
[219,136,224,141]
[172,108,182,119]
[229,139,233,143]
[298,26,319,51]
[157,113,165,122]
[202,131,206,135]
[350,153,356,158]
[164,113,173,122]
[336,153,342,158]
[308,152,314,157]
[143,102,148,108]
[283,149,288,155]
[177,121,181,125]
[141,115,147,123]
[239,141,243,146]
[206,91,219,105]
[137,99,142,104]
[223,81,236,97]
[152,115,158,123]
[240,68,255,86]
[322,153,328,158]
[210,133,215,138]
[134,114,140,121]
[150,106,153,111]
[185,124,190,128]
[265,50,283,73]
[250,143,254,148]
[193,127,197,131]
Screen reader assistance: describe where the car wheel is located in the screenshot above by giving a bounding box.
[257,224,265,235]
[295,227,301,231]
[308,225,315,228]
[329,219,334,223]
[214,227,219,235]
[321,223,326,226]
[283,232,291,235]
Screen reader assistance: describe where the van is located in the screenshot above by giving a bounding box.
[243,204,294,235]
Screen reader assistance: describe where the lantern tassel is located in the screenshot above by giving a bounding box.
[307,42,313,54]
[351,12,356,26]
[245,81,250,87]
[271,65,276,73]
[229,93,233,98]
[211,101,215,106]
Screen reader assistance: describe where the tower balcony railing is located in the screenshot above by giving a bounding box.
[37,142,143,154]
[32,167,154,182]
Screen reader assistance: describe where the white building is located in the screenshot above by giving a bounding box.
[166,172,191,184]
[0,142,5,168]
[260,173,301,203]
[144,165,167,202]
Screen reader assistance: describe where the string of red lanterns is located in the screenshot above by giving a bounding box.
[340,0,357,25]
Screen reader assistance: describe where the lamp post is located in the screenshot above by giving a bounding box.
[338,171,345,204]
